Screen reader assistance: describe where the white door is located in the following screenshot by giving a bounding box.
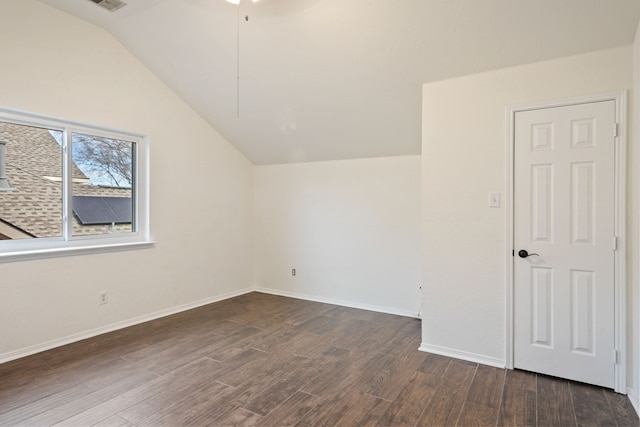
[513,100,616,388]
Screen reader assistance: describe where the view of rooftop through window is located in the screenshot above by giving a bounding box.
[0,121,135,240]
[0,122,63,239]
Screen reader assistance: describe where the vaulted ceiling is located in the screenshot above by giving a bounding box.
[38,0,640,164]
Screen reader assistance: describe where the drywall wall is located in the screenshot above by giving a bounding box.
[0,1,254,361]
[628,22,640,411]
[421,46,633,366]
[254,156,422,316]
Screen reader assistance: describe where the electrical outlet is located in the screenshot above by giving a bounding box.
[292,268,296,277]
[99,291,108,305]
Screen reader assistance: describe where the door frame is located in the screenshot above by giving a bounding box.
[505,91,627,393]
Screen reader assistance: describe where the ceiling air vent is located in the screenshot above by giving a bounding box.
[89,0,127,12]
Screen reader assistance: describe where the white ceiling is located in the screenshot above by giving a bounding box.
[38,0,640,165]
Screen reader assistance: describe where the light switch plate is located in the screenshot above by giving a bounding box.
[489,192,501,208]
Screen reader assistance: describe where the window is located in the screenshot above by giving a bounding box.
[0,107,151,260]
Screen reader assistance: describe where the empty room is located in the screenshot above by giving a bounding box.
[1,0,640,425]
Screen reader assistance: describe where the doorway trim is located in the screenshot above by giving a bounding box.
[505,91,627,393]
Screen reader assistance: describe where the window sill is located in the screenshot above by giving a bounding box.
[0,240,155,263]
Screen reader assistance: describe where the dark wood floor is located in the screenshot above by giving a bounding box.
[0,292,637,427]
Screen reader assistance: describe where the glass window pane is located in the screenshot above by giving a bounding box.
[71,133,134,237]
[0,121,63,240]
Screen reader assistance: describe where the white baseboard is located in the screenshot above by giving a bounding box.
[0,287,254,365]
[419,342,506,368]
[2,286,420,365]
[254,287,420,319]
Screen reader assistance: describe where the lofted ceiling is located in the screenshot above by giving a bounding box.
[38,0,640,165]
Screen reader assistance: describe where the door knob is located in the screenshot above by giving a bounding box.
[518,249,539,258]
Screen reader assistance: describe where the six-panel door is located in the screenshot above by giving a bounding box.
[513,100,616,388]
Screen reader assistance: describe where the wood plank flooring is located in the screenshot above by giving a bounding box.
[0,292,637,426]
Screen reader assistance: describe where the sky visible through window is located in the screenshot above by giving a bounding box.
[50,131,132,188]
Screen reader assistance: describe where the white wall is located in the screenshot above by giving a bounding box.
[629,23,640,410]
[254,156,422,317]
[421,47,633,367]
[0,1,254,361]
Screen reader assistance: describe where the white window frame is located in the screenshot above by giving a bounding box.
[0,106,153,262]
